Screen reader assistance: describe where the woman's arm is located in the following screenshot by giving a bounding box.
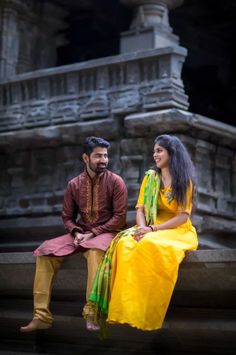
[134,212,189,240]
[136,207,146,227]
[134,207,152,239]
[151,212,189,231]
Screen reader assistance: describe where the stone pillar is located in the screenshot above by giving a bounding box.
[0,0,67,78]
[0,1,19,77]
[120,0,184,53]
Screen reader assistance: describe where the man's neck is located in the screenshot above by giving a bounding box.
[85,168,97,180]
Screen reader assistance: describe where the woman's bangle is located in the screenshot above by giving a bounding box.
[149,224,158,232]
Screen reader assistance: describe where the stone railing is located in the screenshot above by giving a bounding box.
[0,46,188,132]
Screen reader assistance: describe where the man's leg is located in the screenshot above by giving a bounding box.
[20,255,64,332]
[83,249,104,301]
[83,249,104,330]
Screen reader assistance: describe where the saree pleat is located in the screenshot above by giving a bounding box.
[107,228,198,330]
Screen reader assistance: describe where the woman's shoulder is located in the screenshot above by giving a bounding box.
[142,169,161,191]
[144,169,159,177]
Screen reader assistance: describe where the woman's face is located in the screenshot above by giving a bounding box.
[153,143,170,169]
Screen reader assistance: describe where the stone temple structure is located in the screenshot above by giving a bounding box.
[0,0,236,353]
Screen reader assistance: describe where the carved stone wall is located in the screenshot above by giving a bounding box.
[1,118,236,251]
[122,109,236,248]
[0,0,236,253]
[0,128,121,250]
[0,0,67,78]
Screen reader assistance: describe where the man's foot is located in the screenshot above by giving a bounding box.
[20,319,52,333]
[86,315,100,331]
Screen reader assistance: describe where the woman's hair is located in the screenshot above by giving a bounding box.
[154,134,197,207]
[83,136,110,155]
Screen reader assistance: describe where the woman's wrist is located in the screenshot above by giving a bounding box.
[149,224,158,232]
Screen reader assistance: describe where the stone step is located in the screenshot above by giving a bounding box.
[1,249,236,354]
[1,250,236,307]
[0,302,236,355]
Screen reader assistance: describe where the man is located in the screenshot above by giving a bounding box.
[20,136,128,332]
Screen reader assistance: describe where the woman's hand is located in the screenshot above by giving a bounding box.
[133,226,152,241]
[74,232,94,247]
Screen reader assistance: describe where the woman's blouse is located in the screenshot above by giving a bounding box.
[136,174,194,229]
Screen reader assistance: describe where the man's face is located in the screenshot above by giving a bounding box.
[83,147,109,175]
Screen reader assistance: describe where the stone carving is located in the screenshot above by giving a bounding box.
[0,47,189,132]
[96,67,109,90]
[142,79,189,110]
[25,103,49,127]
[48,99,79,123]
[0,106,24,131]
[110,89,140,114]
[80,95,109,119]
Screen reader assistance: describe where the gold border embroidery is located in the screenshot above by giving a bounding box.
[84,175,100,224]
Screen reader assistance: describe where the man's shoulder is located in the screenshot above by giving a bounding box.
[106,170,125,182]
[67,170,125,186]
[105,171,127,191]
[67,172,84,186]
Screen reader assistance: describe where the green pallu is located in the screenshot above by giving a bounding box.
[143,169,160,225]
[87,169,160,320]
[89,226,137,316]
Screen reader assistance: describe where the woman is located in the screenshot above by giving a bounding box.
[83,134,198,331]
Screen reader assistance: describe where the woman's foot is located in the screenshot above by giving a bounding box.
[86,315,100,331]
[20,319,52,332]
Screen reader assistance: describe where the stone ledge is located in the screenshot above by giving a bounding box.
[0,250,236,302]
[124,109,236,148]
[0,118,119,151]
[1,249,236,264]
[184,249,236,263]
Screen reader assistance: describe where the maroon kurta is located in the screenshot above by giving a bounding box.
[34,170,128,257]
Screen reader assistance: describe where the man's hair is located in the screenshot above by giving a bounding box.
[83,136,110,155]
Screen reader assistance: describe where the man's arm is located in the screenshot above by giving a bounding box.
[91,176,128,236]
[61,181,83,235]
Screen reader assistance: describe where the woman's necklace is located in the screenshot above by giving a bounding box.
[161,175,172,188]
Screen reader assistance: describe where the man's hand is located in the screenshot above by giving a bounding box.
[74,232,94,247]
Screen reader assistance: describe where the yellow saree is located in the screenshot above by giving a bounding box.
[107,173,198,330]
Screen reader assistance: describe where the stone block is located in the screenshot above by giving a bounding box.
[120,155,143,182]
[120,27,179,53]
[0,249,236,353]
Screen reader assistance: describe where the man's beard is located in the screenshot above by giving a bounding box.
[89,162,107,174]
